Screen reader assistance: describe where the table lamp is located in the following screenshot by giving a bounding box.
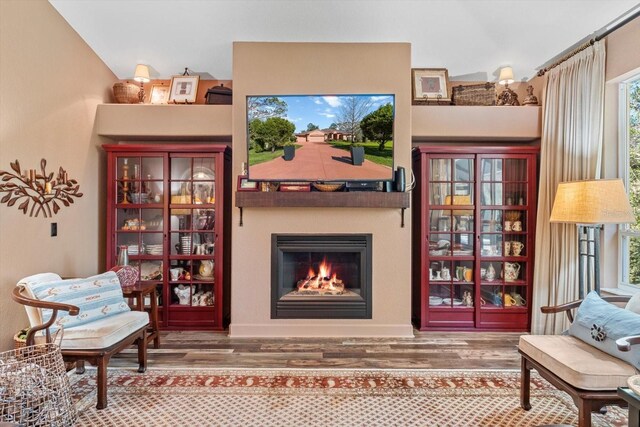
[134,64,150,103]
[550,179,634,297]
[497,66,519,106]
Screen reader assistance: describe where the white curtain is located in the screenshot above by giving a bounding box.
[532,41,606,335]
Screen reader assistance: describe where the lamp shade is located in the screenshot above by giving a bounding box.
[498,67,514,85]
[133,64,150,83]
[549,179,635,224]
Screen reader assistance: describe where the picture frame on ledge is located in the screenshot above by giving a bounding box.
[237,176,259,192]
[169,75,200,104]
[412,68,451,105]
[149,84,170,104]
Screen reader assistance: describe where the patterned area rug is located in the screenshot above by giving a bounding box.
[71,368,628,426]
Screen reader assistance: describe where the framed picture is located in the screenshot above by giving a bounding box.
[169,75,200,104]
[237,176,259,191]
[149,84,170,104]
[412,68,451,104]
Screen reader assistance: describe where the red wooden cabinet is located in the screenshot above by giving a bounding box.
[103,144,231,330]
[412,145,539,331]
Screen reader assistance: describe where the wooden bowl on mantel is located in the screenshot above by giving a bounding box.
[312,182,344,192]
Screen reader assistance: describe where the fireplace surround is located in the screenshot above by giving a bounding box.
[271,234,372,319]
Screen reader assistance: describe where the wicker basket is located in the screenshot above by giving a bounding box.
[13,330,27,350]
[113,82,141,104]
[0,343,77,425]
[452,83,496,106]
[312,182,344,192]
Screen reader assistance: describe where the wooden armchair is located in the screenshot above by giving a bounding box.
[519,296,637,427]
[12,282,149,410]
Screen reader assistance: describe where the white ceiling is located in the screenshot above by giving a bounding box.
[49,0,640,82]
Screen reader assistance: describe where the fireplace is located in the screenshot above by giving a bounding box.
[271,234,372,319]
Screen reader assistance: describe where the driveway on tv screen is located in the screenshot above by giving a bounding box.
[250,139,391,181]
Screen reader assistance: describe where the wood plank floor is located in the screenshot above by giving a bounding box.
[111,330,523,370]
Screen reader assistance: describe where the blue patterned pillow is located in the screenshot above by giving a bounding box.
[28,271,130,332]
[568,291,640,369]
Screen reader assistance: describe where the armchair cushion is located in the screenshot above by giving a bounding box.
[569,291,640,369]
[626,292,640,314]
[519,335,636,390]
[23,271,130,333]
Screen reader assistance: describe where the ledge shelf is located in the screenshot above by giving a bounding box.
[235,192,410,227]
[411,105,541,142]
[96,104,232,141]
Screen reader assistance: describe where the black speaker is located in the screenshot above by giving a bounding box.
[395,167,406,192]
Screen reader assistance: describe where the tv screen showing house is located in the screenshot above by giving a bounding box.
[246,94,395,182]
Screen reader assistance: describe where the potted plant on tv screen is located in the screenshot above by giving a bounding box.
[283,142,295,161]
[350,144,365,166]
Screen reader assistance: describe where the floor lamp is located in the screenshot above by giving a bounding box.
[549,179,634,298]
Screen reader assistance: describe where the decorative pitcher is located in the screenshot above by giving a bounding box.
[198,260,214,278]
[441,266,451,281]
[504,262,521,282]
[485,263,496,282]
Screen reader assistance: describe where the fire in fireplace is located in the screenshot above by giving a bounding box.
[294,258,347,296]
[272,234,372,319]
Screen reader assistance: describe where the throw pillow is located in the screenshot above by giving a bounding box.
[626,292,640,315]
[27,271,130,333]
[569,291,640,369]
[109,265,139,289]
[17,273,63,327]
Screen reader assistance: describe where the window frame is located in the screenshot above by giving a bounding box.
[618,74,640,290]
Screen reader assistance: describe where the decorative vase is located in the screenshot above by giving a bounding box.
[485,263,496,281]
[117,245,129,266]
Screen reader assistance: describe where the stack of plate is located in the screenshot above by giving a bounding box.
[429,296,443,306]
[146,244,163,255]
[443,298,463,306]
[127,244,141,255]
[131,193,149,204]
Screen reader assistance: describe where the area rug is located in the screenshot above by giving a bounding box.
[70,368,628,426]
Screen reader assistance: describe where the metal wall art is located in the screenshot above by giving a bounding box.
[0,159,83,217]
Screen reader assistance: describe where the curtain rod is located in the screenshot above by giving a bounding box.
[537,8,640,77]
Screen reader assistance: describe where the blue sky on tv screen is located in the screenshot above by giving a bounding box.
[256,94,394,133]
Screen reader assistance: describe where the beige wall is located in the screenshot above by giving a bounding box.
[230,42,413,337]
[0,0,116,349]
[601,16,640,288]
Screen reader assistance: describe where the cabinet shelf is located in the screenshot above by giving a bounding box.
[116,203,164,209]
[168,305,215,310]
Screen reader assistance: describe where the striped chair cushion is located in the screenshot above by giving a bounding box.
[27,271,130,333]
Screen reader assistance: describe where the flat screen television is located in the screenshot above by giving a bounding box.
[247,94,395,182]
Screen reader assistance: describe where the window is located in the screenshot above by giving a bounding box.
[620,75,640,287]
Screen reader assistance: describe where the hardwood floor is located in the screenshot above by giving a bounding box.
[111,330,523,370]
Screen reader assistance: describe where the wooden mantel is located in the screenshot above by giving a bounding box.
[235,191,410,227]
[235,191,409,208]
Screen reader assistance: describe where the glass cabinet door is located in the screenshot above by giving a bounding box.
[427,157,475,311]
[478,156,529,311]
[113,155,165,289]
[168,156,216,308]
